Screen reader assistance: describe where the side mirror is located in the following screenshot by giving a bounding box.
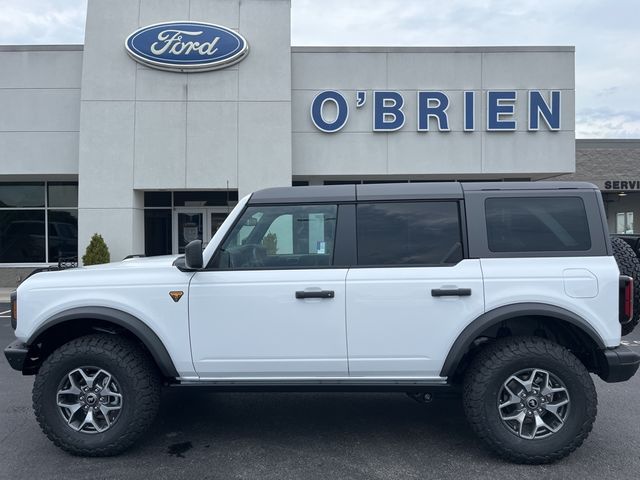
[184,240,203,270]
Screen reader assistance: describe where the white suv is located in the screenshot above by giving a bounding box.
[5,182,640,463]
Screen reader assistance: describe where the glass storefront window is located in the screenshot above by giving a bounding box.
[143,190,237,256]
[603,192,640,234]
[48,183,79,208]
[174,191,238,207]
[177,212,204,254]
[0,182,78,264]
[0,210,46,262]
[48,210,78,262]
[144,209,172,256]
[0,183,45,208]
[144,192,172,207]
[616,212,634,234]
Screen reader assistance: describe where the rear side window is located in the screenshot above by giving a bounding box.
[356,202,463,266]
[485,197,591,252]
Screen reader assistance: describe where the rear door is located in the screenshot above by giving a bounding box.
[345,200,485,378]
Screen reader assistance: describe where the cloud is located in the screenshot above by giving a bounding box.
[0,0,638,138]
[0,0,86,44]
[576,108,640,138]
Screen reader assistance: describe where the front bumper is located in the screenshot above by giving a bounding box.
[598,345,640,383]
[4,340,28,372]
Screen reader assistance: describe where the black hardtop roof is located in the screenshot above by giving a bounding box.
[248,181,598,204]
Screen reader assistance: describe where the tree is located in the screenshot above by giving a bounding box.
[82,233,110,265]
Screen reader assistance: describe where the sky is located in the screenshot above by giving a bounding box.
[0,0,638,138]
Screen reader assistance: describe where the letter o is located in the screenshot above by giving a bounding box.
[310,91,349,133]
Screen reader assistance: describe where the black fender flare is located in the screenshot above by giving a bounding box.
[439,302,606,377]
[28,306,179,378]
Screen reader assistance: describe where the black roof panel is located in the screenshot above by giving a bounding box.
[249,184,356,204]
[461,181,598,191]
[248,181,598,205]
[357,182,463,201]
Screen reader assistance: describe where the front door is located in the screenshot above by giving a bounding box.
[189,202,348,378]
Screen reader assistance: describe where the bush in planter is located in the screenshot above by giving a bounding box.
[262,232,278,255]
[82,233,110,265]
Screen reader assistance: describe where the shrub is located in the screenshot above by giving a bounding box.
[262,232,278,255]
[82,233,110,265]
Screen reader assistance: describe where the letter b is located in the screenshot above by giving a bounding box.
[373,91,405,131]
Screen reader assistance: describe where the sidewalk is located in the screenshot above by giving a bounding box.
[0,288,14,303]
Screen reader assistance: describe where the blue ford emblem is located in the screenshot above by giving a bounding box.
[125,21,249,72]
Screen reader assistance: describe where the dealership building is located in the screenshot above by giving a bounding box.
[1,0,639,286]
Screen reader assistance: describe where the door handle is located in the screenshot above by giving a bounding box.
[295,290,335,299]
[431,288,472,297]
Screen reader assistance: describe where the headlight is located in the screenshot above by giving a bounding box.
[10,291,17,330]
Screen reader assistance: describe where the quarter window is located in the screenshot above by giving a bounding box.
[485,197,591,252]
[356,202,463,266]
[212,205,338,269]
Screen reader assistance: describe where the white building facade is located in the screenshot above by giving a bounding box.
[0,0,580,283]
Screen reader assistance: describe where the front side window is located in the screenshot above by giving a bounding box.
[212,204,338,269]
[356,202,463,266]
[485,197,591,252]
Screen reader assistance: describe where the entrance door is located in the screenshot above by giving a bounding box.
[173,208,230,254]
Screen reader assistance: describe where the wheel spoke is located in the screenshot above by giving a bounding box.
[96,370,112,391]
[545,398,569,416]
[97,404,120,428]
[534,411,560,435]
[499,384,522,409]
[78,409,101,432]
[58,386,80,396]
[77,368,96,389]
[62,372,82,395]
[534,370,550,393]
[58,399,82,415]
[66,405,85,429]
[502,410,527,436]
[509,374,534,394]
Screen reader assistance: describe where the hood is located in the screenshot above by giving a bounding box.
[18,254,186,293]
[81,255,182,271]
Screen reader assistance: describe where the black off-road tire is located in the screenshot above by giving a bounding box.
[32,334,161,456]
[611,236,640,335]
[463,336,597,464]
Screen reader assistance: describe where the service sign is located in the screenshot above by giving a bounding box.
[125,21,249,73]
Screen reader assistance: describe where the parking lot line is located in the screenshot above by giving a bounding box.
[0,310,9,315]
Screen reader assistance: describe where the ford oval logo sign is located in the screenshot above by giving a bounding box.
[125,21,249,73]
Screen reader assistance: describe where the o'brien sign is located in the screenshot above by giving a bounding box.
[125,21,249,72]
[310,90,561,133]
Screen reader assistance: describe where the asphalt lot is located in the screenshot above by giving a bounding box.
[1,302,640,480]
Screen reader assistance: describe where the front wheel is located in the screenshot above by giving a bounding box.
[463,337,597,464]
[32,334,161,456]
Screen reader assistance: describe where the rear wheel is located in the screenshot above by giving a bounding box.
[463,336,597,464]
[33,334,161,456]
